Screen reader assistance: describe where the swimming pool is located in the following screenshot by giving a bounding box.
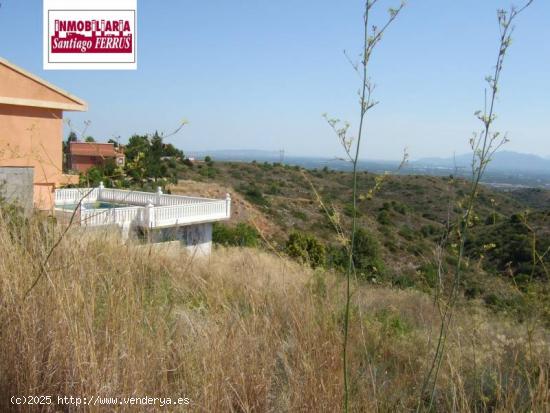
[56,201,129,211]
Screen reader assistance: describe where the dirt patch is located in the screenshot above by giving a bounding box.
[168,180,280,238]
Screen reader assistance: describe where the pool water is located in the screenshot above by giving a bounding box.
[57,201,129,211]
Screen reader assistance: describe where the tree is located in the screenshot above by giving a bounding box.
[84,136,95,143]
[148,132,164,180]
[67,131,78,142]
[125,152,148,186]
[125,135,150,163]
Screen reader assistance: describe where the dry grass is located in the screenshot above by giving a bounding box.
[0,213,548,412]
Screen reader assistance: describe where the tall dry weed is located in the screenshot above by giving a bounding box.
[0,213,548,412]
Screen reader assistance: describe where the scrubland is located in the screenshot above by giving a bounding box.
[0,212,548,412]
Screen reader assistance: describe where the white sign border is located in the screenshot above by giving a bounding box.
[43,0,138,70]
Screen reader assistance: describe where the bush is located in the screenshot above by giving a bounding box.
[418,263,438,288]
[392,201,407,215]
[212,222,259,247]
[291,209,307,221]
[199,166,218,178]
[377,210,391,225]
[352,228,385,279]
[285,232,326,268]
[343,203,362,218]
[240,185,269,207]
[80,166,105,187]
[398,225,417,241]
[420,224,439,238]
[392,273,415,289]
[267,183,281,195]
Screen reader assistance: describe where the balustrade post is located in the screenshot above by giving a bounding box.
[156,186,163,205]
[145,202,155,228]
[225,193,231,218]
[98,181,104,201]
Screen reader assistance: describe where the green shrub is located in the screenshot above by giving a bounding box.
[377,210,391,225]
[242,186,269,207]
[352,228,385,279]
[384,239,398,253]
[285,232,326,268]
[418,263,438,288]
[212,222,259,247]
[398,225,417,241]
[392,201,407,215]
[267,182,281,195]
[420,224,439,238]
[343,203,362,218]
[392,273,415,289]
[291,209,307,221]
[199,166,218,177]
[375,309,412,337]
[80,166,105,187]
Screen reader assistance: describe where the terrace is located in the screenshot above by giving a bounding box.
[55,182,231,233]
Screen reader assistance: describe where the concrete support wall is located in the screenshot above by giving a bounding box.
[184,222,212,256]
[148,222,213,256]
[0,166,34,214]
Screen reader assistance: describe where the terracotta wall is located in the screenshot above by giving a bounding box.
[0,63,78,106]
[70,154,104,173]
[0,104,64,209]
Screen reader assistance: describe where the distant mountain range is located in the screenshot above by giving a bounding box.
[186,149,550,188]
[187,149,283,161]
[414,151,550,173]
[189,149,550,173]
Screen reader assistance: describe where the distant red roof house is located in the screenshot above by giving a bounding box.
[68,142,125,173]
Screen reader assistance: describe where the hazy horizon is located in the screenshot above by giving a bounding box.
[185,148,550,162]
[1,0,549,160]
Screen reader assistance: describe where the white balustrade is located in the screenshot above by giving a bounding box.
[151,199,229,227]
[54,188,98,205]
[54,185,230,229]
[80,206,143,227]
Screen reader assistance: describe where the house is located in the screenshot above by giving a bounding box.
[0,58,231,255]
[0,58,86,210]
[68,141,125,173]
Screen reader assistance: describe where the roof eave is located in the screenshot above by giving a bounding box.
[0,96,87,111]
[0,57,88,110]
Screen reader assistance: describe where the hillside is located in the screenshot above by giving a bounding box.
[172,160,550,324]
[0,216,548,411]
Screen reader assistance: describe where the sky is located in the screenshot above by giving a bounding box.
[0,0,549,160]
